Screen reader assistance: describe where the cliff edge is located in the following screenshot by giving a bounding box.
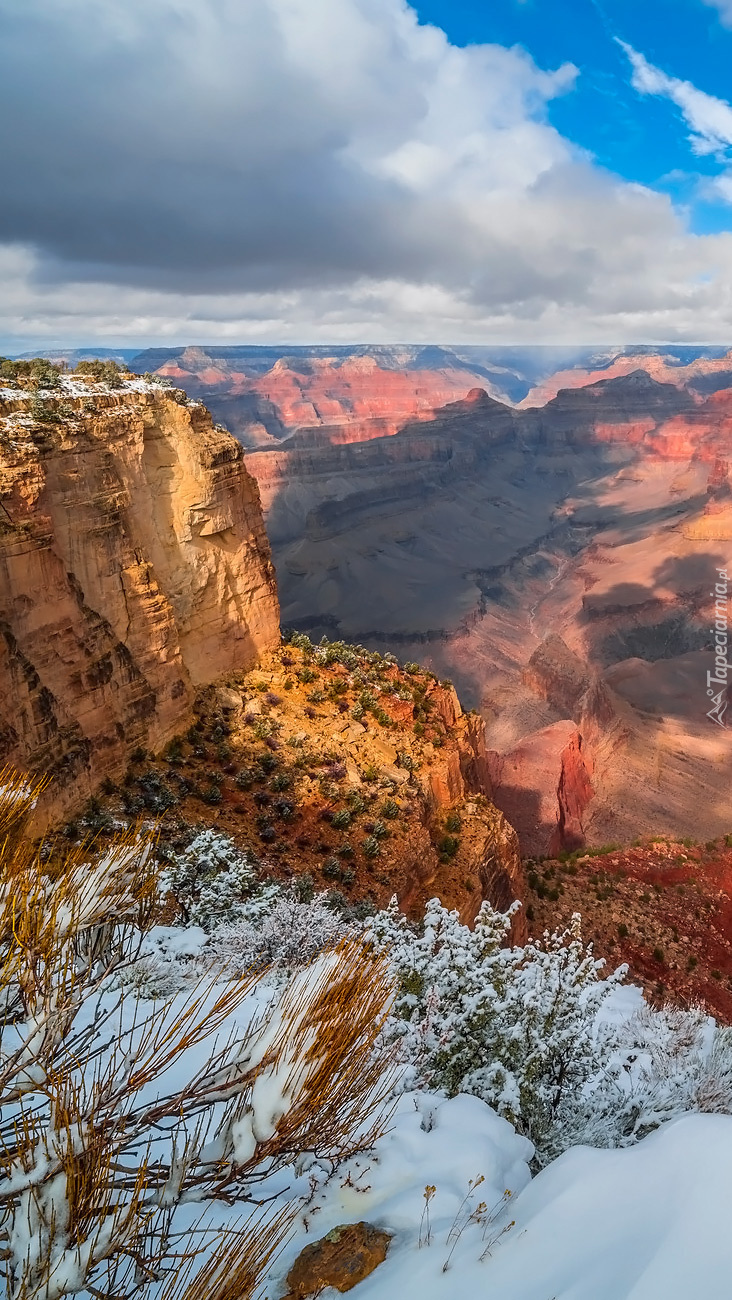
[0,376,279,825]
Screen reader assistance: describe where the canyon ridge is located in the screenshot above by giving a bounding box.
[131,344,732,856]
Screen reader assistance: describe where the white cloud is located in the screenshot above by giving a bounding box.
[621,41,732,158]
[2,2,732,343]
[702,0,732,28]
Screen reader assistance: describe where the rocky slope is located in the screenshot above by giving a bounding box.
[90,636,526,937]
[526,836,732,1022]
[0,375,279,827]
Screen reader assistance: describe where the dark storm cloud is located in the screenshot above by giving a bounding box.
[0,0,482,292]
[1,0,729,343]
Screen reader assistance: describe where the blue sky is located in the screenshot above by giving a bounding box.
[4,0,732,345]
[417,0,732,233]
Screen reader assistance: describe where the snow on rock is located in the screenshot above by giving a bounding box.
[263,1091,532,1298]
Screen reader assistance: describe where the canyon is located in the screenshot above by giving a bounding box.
[4,347,732,1013]
[0,370,523,932]
[136,345,732,856]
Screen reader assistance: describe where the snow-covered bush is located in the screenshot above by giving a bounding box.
[366,896,732,1166]
[163,829,266,930]
[564,1002,732,1152]
[366,897,626,1165]
[0,771,396,1300]
[206,890,353,974]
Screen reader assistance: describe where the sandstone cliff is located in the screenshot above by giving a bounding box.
[0,379,279,826]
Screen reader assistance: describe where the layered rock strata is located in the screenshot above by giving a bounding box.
[0,381,279,826]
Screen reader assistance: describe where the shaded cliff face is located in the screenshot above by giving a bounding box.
[0,379,280,826]
[220,367,732,852]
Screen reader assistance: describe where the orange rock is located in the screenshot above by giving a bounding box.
[281,1222,391,1298]
[0,386,279,828]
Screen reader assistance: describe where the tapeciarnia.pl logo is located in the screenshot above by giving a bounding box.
[707,566,729,728]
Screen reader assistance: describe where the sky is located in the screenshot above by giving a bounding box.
[6,0,732,346]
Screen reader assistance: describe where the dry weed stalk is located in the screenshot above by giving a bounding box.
[0,768,396,1300]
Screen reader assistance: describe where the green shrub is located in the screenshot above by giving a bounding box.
[445,811,462,833]
[200,784,222,806]
[29,398,60,424]
[74,358,124,387]
[270,772,292,791]
[439,835,460,859]
[292,872,315,903]
[322,857,343,880]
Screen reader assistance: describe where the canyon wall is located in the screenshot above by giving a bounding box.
[0,381,280,826]
[231,368,732,852]
[134,346,501,448]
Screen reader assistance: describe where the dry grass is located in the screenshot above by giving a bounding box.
[0,767,396,1300]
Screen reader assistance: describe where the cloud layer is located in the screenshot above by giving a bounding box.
[3,0,732,344]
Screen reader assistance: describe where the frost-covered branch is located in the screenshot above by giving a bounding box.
[0,770,395,1300]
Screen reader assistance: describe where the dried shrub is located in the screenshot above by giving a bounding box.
[0,767,396,1300]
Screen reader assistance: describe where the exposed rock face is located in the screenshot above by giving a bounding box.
[0,383,279,826]
[550,731,595,856]
[523,634,592,720]
[215,362,732,850]
[520,347,732,407]
[138,346,497,449]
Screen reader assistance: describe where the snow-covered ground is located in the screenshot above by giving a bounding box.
[260,1094,732,1300]
[0,376,160,401]
[7,820,732,1300]
[128,927,732,1300]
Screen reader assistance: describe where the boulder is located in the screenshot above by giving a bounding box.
[281,1222,391,1298]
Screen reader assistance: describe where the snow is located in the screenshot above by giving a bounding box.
[0,377,160,401]
[9,849,732,1300]
[259,1100,732,1300]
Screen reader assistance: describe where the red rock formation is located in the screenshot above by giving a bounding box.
[549,731,595,856]
[521,348,732,407]
[155,352,494,448]
[0,383,280,827]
